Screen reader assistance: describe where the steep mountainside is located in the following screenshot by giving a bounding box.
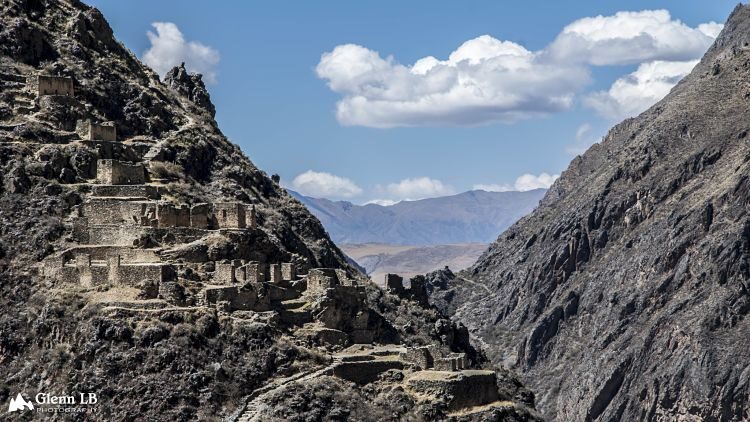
[291,189,545,245]
[0,1,539,420]
[429,5,750,421]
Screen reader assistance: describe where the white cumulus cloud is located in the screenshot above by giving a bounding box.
[584,60,698,120]
[377,177,455,201]
[546,10,721,65]
[290,170,363,199]
[143,22,220,84]
[316,38,589,128]
[474,172,559,192]
[317,10,721,128]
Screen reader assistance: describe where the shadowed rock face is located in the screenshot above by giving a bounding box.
[0,1,541,420]
[430,5,750,421]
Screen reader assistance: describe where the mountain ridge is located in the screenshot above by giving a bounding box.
[291,188,546,245]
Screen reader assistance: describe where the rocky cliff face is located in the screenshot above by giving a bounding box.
[0,1,538,420]
[431,5,750,421]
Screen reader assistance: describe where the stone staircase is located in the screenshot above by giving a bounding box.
[229,357,340,422]
[0,73,36,117]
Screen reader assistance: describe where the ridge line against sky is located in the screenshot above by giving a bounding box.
[89,1,734,204]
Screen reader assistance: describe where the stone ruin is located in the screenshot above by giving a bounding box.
[384,273,428,306]
[97,159,145,185]
[36,75,74,96]
[41,246,173,288]
[213,260,297,285]
[399,345,469,371]
[24,68,514,420]
[84,120,117,142]
[26,73,355,336]
[40,151,373,344]
[324,345,500,413]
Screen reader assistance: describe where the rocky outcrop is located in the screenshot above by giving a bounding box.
[431,5,750,421]
[164,62,216,118]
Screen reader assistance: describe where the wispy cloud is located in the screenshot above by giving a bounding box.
[143,22,220,84]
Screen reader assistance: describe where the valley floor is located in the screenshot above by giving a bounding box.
[342,243,488,283]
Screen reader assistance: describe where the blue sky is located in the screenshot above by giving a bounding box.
[88,1,736,204]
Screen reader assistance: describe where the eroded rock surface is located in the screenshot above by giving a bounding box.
[430,5,750,421]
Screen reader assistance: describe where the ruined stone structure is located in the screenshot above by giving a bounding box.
[189,203,211,228]
[406,370,500,411]
[203,285,270,312]
[384,273,405,294]
[399,346,468,372]
[212,260,300,285]
[213,202,246,229]
[37,75,74,96]
[86,120,116,141]
[269,263,282,283]
[384,273,429,306]
[281,262,296,281]
[42,250,173,287]
[307,268,340,294]
[97,159,146,185]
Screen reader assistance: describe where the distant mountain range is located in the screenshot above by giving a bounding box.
[341,243,489,284]
[289,189,546,245]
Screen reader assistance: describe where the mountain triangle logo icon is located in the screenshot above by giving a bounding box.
[8,393,34,412]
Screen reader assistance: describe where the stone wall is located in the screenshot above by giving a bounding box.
[189,203,211,229]
[213,203,246,229]
[406,370,500,411]
[331,360,404,385]
[203,285,270,312]
[215,260,242,284]
[385,273,404,293]
[247,204,257,229]
[97,159,146,185]
[37,75,74,96]
[400,347,434,370]
[59,246,160,263]
[83,199,152,226]
[87,225,145,246]
[91,185,160,199]
[156,203,190,227]
[269,264,282,283]
[307,268,340,294]
[87,121,116,141]
[213,260,269,284]
[49,253,170,286]
[281,263,296,281]
[243,262,266,282]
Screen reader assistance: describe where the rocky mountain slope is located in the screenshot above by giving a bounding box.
[291,189,545,245]
[428,5,750,421]
[0,1,539,420]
